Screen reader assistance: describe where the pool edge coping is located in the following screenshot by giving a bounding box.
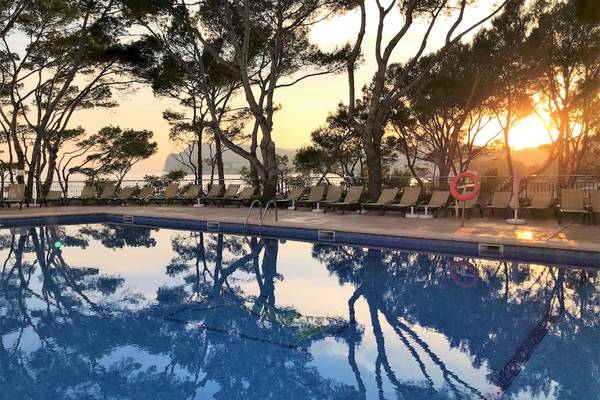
[0,211,598,268]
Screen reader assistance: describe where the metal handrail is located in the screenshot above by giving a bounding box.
[244,199,262,233]
[260,200,278,233]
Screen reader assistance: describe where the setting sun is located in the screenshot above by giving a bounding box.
[508,115,554,150]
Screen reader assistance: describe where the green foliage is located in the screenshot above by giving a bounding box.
[390,41,499,178]
[0,0,158,198]
[144,169,186,192]
[167,169,187,181]
[383,168,413,189]
[580,134,600,175]
[294,146,329,175]
[525,0,600,183]
[295,103,397,179]
[82,126,158,183]
[123,0,354,197]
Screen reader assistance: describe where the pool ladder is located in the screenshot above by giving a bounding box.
[244,199,278,236]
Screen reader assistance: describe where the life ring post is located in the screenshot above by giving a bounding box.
[450,172,481,226]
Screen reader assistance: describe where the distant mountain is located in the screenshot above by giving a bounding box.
[165,143,554,177]
[164,144,297,174]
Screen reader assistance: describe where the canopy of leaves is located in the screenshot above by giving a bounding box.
[82,126,158,179]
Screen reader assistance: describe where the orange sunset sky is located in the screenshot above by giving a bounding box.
[69,1,550,174]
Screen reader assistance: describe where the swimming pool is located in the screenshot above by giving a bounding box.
[0,223,597,400]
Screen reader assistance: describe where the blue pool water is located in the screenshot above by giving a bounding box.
[0,223,598,400]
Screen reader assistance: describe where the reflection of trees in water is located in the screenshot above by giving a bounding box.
[0,226,129,398]
[313,243,600,399]
[1,224,598,399]
[79,224,157,249]
[0,227,357,399]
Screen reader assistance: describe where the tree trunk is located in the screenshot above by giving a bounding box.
[41,148,59,198]
[556,112,566,190]
[209,161,215,186]
[215,136,225,187]
[503,126,515,179]
[438,163,450,190]
[260,137,279,199]
[249,165,260,190]
[360,122,383,199]
[250,121,260,189]
[9,129,26,184]
[4,131,14,183]
[25,134,43,200]
[364,143,382,200]
[196,135,203,186]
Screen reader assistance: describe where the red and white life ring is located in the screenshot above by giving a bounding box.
[449,260,480,288]
[450,171,480,202]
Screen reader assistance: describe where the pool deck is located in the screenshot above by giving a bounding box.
[0,205,598,256]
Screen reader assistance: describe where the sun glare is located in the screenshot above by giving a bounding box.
[507,115,554,150]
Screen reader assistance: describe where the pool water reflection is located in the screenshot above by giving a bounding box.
[0,224,598,400]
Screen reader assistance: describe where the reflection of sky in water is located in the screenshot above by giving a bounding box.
[0,224,597,399]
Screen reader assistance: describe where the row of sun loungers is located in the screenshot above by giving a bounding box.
[1,183,599,224]
[58,183,260,207]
